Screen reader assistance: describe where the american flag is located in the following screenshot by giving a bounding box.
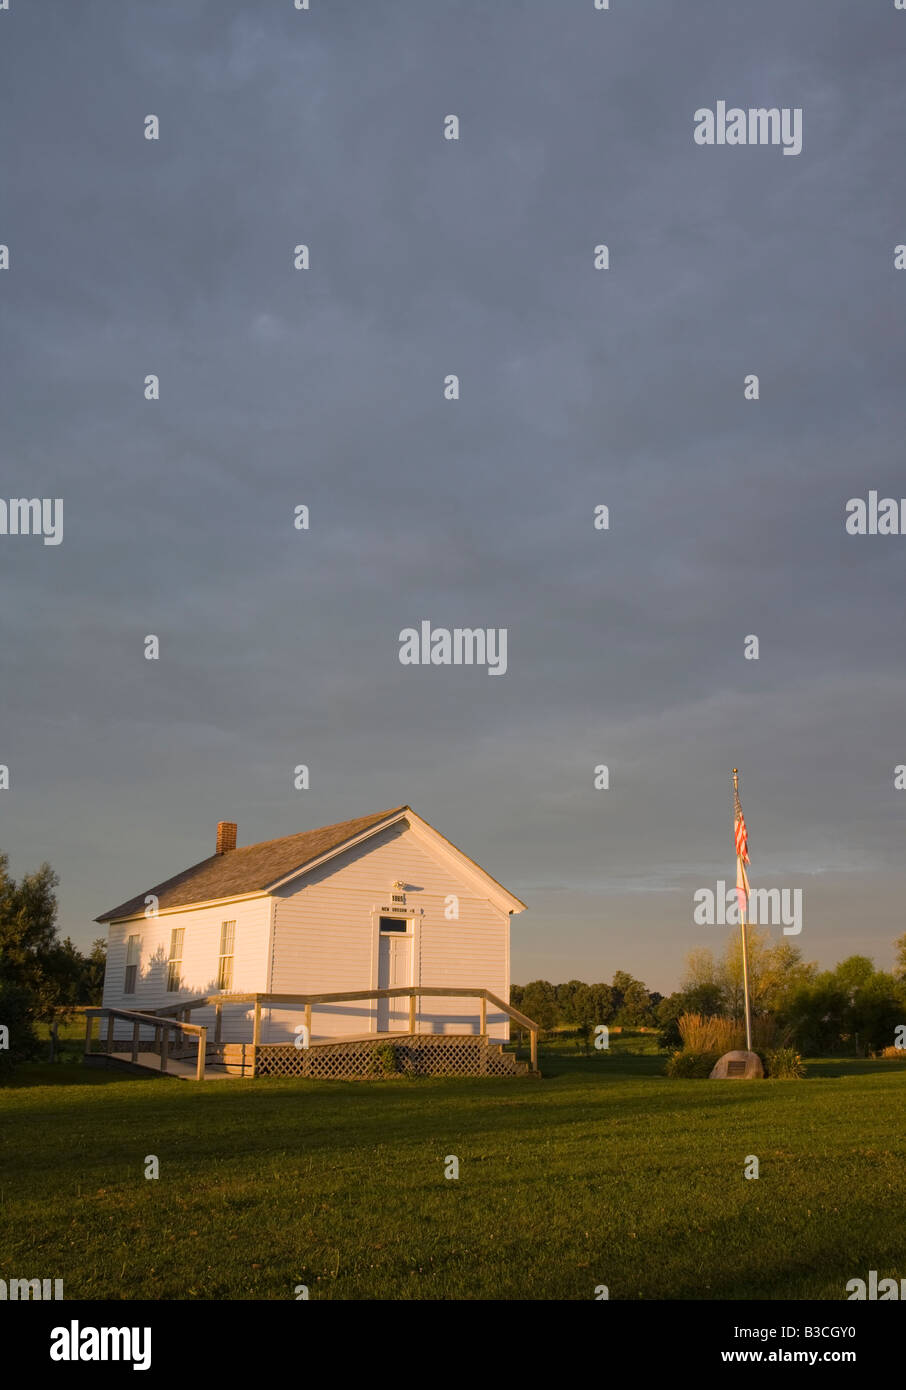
[733,774,750,917]
[734,782,750,864]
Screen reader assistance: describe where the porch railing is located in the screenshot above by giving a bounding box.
[83,1006,208,1080]
[149,986,540,1071]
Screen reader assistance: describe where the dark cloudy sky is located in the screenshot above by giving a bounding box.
[1,0,904,992]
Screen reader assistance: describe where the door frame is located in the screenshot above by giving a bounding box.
[371,910,418,1033]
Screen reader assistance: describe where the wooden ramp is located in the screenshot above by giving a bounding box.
[85,1050,240,1081]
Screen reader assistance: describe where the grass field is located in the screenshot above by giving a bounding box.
[2,1050,904,1301]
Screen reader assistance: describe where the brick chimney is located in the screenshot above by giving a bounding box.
[216,821,237,855]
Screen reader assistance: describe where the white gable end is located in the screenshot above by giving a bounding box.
[268,820,513,1041]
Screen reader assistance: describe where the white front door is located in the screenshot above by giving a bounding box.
[377,921,412,1032]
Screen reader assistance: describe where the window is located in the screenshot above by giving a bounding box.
[166,928,184,993]
[217,920,235,991]
[379,917,408,933]
[124,935,140,994]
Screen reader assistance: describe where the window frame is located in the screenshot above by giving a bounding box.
[217,920,236,991]
[378,916,410,934]
[166,927,185,993]
[124,934,141,995]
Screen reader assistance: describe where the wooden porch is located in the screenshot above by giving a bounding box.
[84,987,540,1081]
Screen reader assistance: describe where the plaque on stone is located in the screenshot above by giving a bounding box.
[709,1049,764,1080]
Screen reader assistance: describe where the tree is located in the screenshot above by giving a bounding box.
[682,947,721,992]
[0,853,60,998]
[853,971,905,1053]
[683,981,725,1015]
[555,980,587,1025]
[608,971,655,1027]
[894,933,906,982]
[609,970,634,1017]
[679,949,726,1014]
[518,981,559,1032]
[81,938,107,1005]
[783,956,905,1055]
[656,993,686,1049]
[572,982,614,1027]
[782,975,847,1055]
[719,928,815,1019]
[617,979,655,1027]
[828,957,902,1053]
[833,954,875,1002]
[0,981,39,1074]
[0,852,101,1067]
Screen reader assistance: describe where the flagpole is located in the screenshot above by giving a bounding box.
[733,768,754,1052]
[738,853,754,1052]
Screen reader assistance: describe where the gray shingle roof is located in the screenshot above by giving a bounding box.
[95,806,408,922]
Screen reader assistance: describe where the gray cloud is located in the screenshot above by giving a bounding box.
[1,0,904,990]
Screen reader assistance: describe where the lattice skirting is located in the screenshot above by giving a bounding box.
[216,1035,529,1080]
[90,1035,531,1079]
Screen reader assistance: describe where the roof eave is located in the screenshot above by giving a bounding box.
[95,888,273,925]
[263,805,411,893]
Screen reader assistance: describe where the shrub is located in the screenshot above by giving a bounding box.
[879,1046,906,1059]
[763,1047,806,1079]
[370,1042,400,1077]
[573,1020,596,1055]
[0,981,40,1076]
[665,1049,721,1078]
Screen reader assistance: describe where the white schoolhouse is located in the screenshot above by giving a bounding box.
[96,806,526,1054]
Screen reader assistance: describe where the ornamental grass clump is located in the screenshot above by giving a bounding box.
[664,1049,721,1078]
[677,1012,777,1053]
[677,1013,739,1054]
[763,1047,806,1079]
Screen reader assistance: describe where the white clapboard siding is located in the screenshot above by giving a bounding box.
[417,906,510,1039]
[268,823,511,1042]
[102,896,271,1043]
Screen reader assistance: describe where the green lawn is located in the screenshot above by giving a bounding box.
[2,1052,904,1300]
